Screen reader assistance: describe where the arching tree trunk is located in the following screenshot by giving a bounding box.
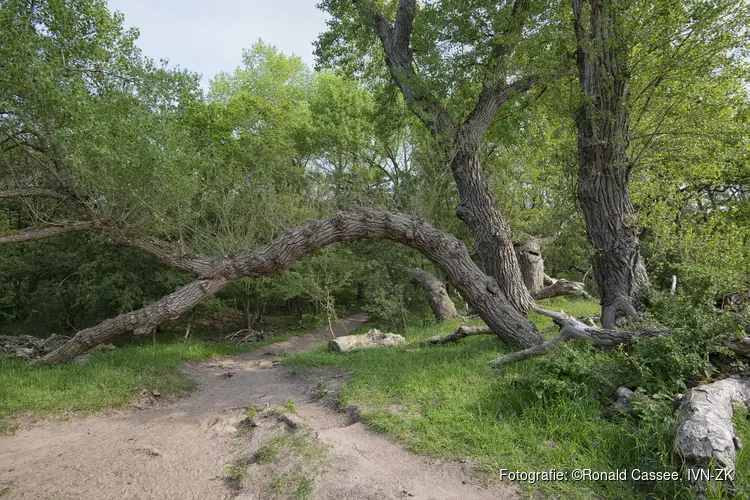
[573,0,648,328]
[410,268,458,322]
[32,211,543,365]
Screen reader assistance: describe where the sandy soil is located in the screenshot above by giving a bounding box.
[0,314,517,499]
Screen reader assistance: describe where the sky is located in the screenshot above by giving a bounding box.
[107,1,329,89]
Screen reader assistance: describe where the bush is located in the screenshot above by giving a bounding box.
[625,292,747,394]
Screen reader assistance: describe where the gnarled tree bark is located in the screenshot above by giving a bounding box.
[516,236,595,301]
[410,268,458,322]
[32,211,543,364]
[573,0,648,328]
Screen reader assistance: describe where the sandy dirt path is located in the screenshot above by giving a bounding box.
[0,314,517,499]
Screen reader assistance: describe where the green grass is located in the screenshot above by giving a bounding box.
[285,297,703,499]
[0,330,302,428]
[730,408,750,499]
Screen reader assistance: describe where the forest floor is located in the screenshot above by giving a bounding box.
[0,313,517,500]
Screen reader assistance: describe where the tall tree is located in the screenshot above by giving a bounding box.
[316,0,573,344]
[572,0,647,328]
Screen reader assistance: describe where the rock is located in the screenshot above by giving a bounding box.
[606,387,635,416]
[132,389,161,409]
[328,329,405,353]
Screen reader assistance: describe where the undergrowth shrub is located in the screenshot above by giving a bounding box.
[625,293,747,394]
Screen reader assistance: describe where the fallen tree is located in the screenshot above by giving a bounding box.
[489,307,670,367]
[30,211,544,365]
[674,376,750,497]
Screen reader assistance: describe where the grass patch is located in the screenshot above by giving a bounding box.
[284,297,705,499]
[225,455,253,491]
[0,330,304,427]
[230,432,326,498]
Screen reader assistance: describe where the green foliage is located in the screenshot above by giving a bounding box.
[0,236,190,333]
[624,293,747,394]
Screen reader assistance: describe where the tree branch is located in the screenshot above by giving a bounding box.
[0,218,216,276]
[0,188,68,201]
[354,0,454,136]
[0,221,95,244]
[489,307,669,367]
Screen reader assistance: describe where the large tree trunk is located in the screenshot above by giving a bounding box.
[410,268,458,322]
[573,0,648,328]
[358,0,537,318]
[451,144,534,311]
[37,277,231,364]
[33,211,543,364]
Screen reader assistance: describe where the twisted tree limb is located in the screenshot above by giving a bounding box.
[489,307,669,367]
[33,211,543,364]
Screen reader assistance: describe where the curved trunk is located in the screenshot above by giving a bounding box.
[452,145,534,311]
[34,211,542,365]
[573,0,648,328]
[410,268,458,322]
[360,0,536,317]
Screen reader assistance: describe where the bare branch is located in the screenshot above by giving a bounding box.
[0,221,95,244]
[0,188,68,201]
[429,325,492,345]
[490,307,669,367]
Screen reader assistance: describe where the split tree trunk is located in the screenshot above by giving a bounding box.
[451,144,534,312]
[516,237,595,301]
[410,268,458,322]
[33,211,543,365]
[573,0,648,328]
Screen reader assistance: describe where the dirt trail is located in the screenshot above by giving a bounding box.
[0,314,517,499]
